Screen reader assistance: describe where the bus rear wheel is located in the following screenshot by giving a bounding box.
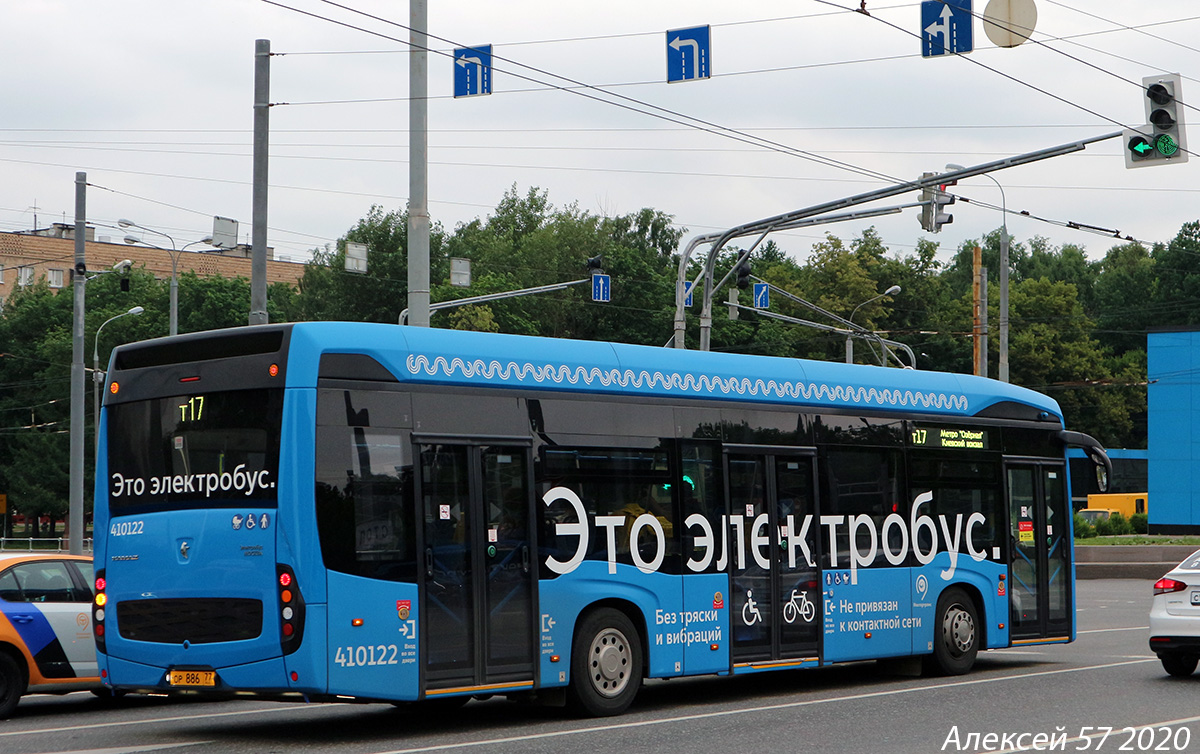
[926,587,978,676]
[568,608,642,717]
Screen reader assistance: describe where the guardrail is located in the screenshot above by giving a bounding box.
[0,537,93,553]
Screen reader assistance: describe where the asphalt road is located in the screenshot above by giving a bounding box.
[5,579,1196,754]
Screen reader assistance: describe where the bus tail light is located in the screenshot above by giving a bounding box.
[1154,577,1188,595]
[277,564,305,655]
[93,569,107,653]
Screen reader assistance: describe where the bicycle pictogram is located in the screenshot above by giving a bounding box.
[782,588,816,624]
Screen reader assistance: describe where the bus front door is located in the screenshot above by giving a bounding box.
[418,442,537,694]
[1006,461,1071,641]
[726,450,821,665]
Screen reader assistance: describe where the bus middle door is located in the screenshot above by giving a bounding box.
[726,449,820,667]
[418,441,537,697]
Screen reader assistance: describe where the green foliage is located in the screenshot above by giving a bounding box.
[1095,512,1134,537]
[1073,514,1097,539]
[1130,513,1149,535]
[4,183,1197,533]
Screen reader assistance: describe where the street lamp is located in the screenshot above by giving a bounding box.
[846,285,901,364]
[947,163,1009,382]
[120,220,211,337]
[93,306,144,455]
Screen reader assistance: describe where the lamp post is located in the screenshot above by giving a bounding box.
[947,163,1009,382]
[93,306,144,455]
[846,285,901,364]
[120,220,211,337]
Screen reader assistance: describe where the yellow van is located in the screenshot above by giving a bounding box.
[1085,492,1147,518]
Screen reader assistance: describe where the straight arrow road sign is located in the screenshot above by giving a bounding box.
[921,0,973,57]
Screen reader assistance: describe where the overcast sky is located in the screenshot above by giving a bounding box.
[2,1,1196,267]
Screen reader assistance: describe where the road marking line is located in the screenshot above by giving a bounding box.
[0,703,337,737]
[993,714,1200,753]
[1077,625,1149,634]
[367,659,1157,754]
[29,742,212,754]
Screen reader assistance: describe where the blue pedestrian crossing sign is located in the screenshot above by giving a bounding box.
[454,45,492,97]
[921,0,973,57]
[753,282,770,309]
[592,274,611,303]
[682,281,694,308]
[666,26,711,83]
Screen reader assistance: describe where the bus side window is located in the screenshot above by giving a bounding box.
[822,448,903,569]
[908,454,1002,564]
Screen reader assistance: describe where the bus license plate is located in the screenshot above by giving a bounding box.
[169,669,215,687]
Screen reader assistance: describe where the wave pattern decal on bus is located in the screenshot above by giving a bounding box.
[405,354,969,410]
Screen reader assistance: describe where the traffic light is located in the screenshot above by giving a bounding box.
[918,171,936,232]
[932,179,956,233]
[586,254,604,272]
[1124,73,1187,168]
[735,261,752,289]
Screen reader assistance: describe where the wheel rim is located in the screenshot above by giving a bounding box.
[588,627,632,698]
[943,602,975,656]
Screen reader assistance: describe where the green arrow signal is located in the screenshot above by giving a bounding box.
[1128,134,1154,157]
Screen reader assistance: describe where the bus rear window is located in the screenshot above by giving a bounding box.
[106,389,283,513]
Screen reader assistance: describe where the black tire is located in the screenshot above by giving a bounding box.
[0,652,26,719]
[90,687,127,703]
[568,608,643,717]
[926,587,979,676]
[1160,653,1198,678]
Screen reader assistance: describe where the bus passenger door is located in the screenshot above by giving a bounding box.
[418,442,537,693]
[1006,462,1071,640]
[726,450,819,665]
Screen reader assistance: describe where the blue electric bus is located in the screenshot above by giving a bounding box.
[91,323,1110,716]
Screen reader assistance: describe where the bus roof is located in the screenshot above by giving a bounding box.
[280,322,1062,423]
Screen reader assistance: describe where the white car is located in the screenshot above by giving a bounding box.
[1149,549,1200,677]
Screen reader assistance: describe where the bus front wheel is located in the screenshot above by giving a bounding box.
[568,608,643,717]
[927,587,978,676]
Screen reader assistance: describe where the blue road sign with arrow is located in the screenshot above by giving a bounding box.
[666,26,711,83]
[753,282,770,309]
[592,274,611,303]
[454,45,492,97]
[921,0,973,57]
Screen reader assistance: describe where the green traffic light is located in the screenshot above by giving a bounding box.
[1128,135,1153,158]
[1156,133,1180,157]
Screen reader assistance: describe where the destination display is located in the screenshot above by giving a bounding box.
[909,425,991,450]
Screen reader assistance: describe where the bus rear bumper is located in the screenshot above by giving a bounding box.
[104,654,294,695]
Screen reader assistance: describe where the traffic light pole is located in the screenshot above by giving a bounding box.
[675,130,1122,351]
[397,279,589,325]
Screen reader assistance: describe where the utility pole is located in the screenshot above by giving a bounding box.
[407,1,431,327]
[249,39,270,326]
[69,172,86,555]
[998,224,1010,382]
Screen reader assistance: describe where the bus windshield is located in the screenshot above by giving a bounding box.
[106,388,283,513]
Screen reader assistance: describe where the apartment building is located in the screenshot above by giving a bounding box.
[0,225,305,308]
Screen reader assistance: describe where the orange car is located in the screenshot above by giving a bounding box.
[0,552,102,717]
